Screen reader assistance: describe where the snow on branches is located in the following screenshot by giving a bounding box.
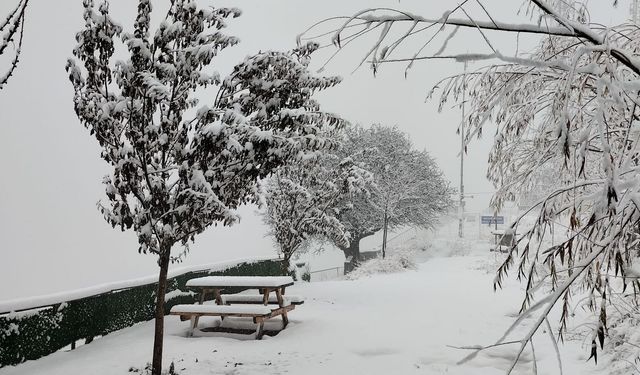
[329,124,450,262]
[66,1,343,373]
[435,8,640,369]
[261,136,372,268]
[261,124,450,268]
[0,0,28,90]
[303,0,640,371]
[66,0,343,258]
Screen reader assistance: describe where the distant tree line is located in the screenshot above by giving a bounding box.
[261,124,452,269]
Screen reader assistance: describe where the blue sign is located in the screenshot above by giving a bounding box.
[481,215,504,225]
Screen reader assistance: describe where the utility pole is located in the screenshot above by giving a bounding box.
[458,61,467,238]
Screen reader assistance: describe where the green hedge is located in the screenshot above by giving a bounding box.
[0,258,285,367]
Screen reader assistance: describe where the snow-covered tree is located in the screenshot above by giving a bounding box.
[301,0,640,371]
[335,124,451,263]
[261,141,372,270]
[0,0,28,89]
[66,1,343,373]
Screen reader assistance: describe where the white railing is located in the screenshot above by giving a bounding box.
[309,266,344,281]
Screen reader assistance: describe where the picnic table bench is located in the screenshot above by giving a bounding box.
[169,276,303,339]
[490,229,516,253]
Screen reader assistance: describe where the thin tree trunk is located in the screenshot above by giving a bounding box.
[151,244,172,375]
[382,212,388,259]
[282,253,292,276]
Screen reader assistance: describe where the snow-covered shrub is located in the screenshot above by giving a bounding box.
[346,248,416,280]
[423,237,472,258]
[301,267,311,282]
[597,285,640,375]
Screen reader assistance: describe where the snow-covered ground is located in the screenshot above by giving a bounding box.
[0,225,614,375]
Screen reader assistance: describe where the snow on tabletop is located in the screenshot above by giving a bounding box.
[185,276,294,288]
[0,256,279,314]
[170,304,271,315]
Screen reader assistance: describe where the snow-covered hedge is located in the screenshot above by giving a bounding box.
[346,249,416,280]
[0,257,285,367]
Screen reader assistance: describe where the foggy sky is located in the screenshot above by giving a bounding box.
[0,0,629,299]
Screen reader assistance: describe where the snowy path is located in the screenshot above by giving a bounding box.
[0,245,608,375]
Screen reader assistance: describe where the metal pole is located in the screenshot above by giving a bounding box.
[458,61,467,238]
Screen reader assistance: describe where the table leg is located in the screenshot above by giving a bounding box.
[275,288,288,328]
[262,288,271,305]
[255,319,265,340]
[194,288,208,329]
[189,315,198,337]
[213,288,224,321]
[213,288,223,305]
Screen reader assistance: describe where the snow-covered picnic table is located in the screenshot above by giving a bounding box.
[185,276,295,289]
[170,275,301,339]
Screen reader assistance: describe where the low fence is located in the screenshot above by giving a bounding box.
[0,257,286,367]
[309,266,344,281]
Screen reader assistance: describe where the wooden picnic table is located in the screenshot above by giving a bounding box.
[490,229,516,252]
[172,276,299,339]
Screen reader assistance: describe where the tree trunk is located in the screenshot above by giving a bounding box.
[282,254,292,276]
[352,239,361,266]
[340,237,361,266]
[382,212,388,259]
[151,245,172,375]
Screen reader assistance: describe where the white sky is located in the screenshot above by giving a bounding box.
[0,0,630,299]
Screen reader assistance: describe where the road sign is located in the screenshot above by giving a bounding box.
[481,215,504,225]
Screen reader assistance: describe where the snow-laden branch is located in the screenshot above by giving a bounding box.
[0,0,28,90]
[323,8,576,44]
[303,0,640,371]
